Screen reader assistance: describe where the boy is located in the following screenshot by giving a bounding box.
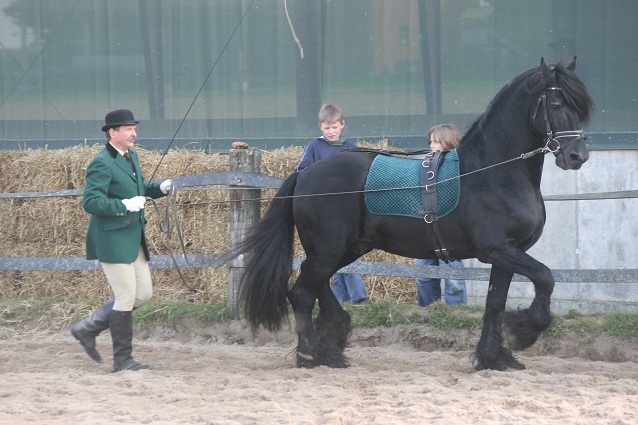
[295,104,369,304]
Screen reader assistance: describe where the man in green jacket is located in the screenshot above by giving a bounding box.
[71,109,173,372]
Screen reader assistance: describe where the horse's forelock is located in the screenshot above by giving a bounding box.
[526,61,594,125]
[553,63,595,125]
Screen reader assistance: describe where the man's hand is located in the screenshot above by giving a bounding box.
[160,179,174,194]
[121,196,146,212]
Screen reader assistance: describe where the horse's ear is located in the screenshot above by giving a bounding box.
[567,56,577,71]
[540,57,551,79]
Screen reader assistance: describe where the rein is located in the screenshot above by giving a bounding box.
[151,85,588,282]
[150,146,547,209]
[146,0,256,185]
[139,0,256,290]
[161,144,556,208]
[147,185,208,295]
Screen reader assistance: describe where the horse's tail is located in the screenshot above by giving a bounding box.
[237,172,298,332]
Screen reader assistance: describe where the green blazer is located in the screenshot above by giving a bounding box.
[83,143,166,263]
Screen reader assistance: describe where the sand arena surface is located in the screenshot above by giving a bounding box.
[1,323,637,425]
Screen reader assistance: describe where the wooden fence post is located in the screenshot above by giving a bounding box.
[228,147,262,316]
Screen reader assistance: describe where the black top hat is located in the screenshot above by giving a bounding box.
[101,109,140,132]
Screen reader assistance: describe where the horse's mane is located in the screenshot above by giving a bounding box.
[463,59,595,144]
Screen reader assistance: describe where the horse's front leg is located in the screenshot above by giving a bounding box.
[314,283,352,368]
[502,260,554,351]
[476,243,555,371]
[485,243,555,351]
[473,265,525,371]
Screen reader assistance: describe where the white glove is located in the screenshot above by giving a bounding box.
[122,196,146,212]
[160,179,174,194]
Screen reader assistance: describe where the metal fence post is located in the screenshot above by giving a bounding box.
[228,147,261,316]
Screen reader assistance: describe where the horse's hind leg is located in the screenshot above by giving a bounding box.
[287,274,322,368]
[287,264,352,368]
[314,284,352,368]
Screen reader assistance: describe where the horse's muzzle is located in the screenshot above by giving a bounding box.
[555,136,590,170]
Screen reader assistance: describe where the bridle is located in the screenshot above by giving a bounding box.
[532,86,585,154]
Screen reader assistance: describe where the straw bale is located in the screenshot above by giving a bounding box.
[0,141,418,304]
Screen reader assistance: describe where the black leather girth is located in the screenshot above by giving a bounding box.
[419,151,453,262]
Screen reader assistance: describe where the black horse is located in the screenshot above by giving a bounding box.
[236,58,594,371]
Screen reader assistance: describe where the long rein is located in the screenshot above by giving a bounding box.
[146,140,558,294]
[158,138,561,209]
[138,0,256,294]
[150,85,581,292]
[169,87,586,207]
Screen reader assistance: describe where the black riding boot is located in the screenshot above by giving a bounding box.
[70,299,115,362]
[109,310,150,372]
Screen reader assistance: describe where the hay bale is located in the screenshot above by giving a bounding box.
[0,142,418,304]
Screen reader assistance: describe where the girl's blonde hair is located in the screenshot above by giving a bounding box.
[427,124,462,151]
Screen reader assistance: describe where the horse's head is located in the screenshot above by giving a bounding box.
[532,57,595,170]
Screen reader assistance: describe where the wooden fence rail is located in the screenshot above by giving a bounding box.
[1,253,637,284]
[2,148,638,312]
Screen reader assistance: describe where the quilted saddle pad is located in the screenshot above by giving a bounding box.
[364,150,460,219]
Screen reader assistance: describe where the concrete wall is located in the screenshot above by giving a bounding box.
[464,149,638,314]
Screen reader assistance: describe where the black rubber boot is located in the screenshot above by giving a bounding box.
[70,299,115,362]
[109,310,150,372]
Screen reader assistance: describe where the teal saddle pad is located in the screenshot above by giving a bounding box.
[364,150,460,219]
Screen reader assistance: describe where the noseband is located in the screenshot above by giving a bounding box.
[532,87,585,154]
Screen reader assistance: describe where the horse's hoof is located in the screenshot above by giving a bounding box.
[502,329,525,351]
[505,356,526,371]
[296,351,319,368]
[471,348,526,371]
[503,310,544,350]
[325,358,350,368]
[474,360,525,372]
